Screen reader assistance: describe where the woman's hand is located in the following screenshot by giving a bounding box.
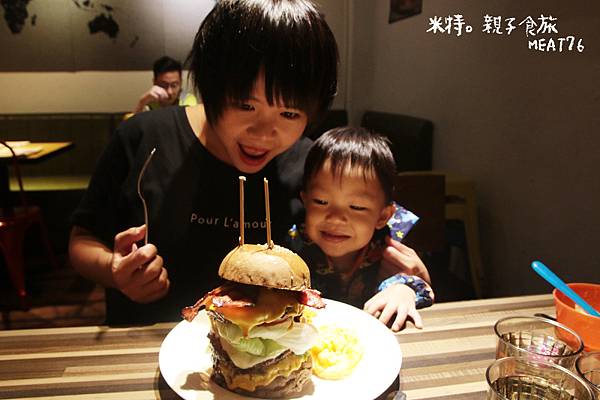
[380,236,432,286]
[110,225,170,303]
[364,284,423,332]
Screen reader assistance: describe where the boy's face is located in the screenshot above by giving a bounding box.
[301,163,395,259]
[206,73,308,174]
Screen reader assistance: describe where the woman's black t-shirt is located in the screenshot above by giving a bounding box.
[71,106,311,325]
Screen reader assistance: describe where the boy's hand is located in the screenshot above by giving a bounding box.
[363,284,423,332]
[380,236,432,286]
[110,225,170,303]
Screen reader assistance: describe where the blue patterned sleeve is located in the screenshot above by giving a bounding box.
[386,201,419,242]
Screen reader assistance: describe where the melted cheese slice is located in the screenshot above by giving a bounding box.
[219,349,309,391]
[208,287,302,336]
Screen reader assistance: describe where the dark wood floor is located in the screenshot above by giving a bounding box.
[0,254,105,330]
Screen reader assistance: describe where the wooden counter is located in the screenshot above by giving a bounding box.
[0,294,555,399]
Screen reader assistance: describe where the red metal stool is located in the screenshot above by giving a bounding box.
[0,142,58,309]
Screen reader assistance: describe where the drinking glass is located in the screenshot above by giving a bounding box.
[576,352,600,396]
[494,316,584,369]
[486,357,595,400]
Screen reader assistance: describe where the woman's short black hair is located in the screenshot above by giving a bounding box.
[186,0,338,126]
[153,56,182,78]
[303,127,397,203]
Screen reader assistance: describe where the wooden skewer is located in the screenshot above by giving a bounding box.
[264,178,273,249]
[239,176,246,245]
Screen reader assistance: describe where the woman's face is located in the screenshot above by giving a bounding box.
[204,74,308,174]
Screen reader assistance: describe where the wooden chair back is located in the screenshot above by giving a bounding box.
[361,111,433,172]
[393,172,446,253]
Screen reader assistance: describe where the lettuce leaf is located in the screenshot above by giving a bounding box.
[269,322,319,355]
[214,319,243,343]
[233,337,286,357]
[219,337,287,369]
[213,318,319,356]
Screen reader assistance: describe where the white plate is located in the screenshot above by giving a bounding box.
[159,299,402,400]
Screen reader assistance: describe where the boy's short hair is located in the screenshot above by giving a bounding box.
[153,56,182,78]
[187,0,338,126]
[303,127,397,203]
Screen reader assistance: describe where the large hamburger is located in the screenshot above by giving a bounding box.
[182,243,325,398]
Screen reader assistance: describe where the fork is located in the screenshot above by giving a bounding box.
[137,148,156,245]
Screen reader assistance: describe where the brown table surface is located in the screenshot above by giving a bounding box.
[1,141,74,211]
[0,142,73,161]
[0,294,555,399]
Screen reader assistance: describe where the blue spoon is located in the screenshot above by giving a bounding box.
[531,260,600,317]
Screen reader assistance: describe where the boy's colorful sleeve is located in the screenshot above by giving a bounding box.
[285,224,304,253]
[377,274,434,309]
[387,201,420,242]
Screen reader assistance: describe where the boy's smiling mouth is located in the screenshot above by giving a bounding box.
[320,230,351,242]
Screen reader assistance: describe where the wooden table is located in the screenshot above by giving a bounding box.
[397,294,554,399]
[0,142,73,211]
[0,142,73,161]
[0,294,555,399]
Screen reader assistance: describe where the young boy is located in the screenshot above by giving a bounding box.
[68,0,338,325]
[297,127,434,331]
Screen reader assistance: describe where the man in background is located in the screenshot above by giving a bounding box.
[131,56,197,115]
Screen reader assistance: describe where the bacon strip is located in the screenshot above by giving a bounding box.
[299,289,326,309]
[212,295,254,308]
[181,283,255,322]
[181,290,214,322]
[182,284,325,322]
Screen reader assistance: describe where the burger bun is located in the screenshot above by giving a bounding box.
[218,244,311,291]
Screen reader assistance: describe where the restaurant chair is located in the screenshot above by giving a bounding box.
[306,109,348,140]
[0,141,58,309]
[445,178,485,298]
[395,171,485,298]
[361,111,433,172]
[393,172,446,253]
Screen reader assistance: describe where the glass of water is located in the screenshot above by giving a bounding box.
[576,352,600,396]
[486,357,595,400]
[494,316,584,369]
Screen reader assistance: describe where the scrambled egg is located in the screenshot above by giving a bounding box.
[310,325,363,380]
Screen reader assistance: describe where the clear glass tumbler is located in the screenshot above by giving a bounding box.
[494,316,584,369]
[576,352,600,396]
[486,356,595,400]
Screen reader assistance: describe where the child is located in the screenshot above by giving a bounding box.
[297,127,434,331]
[68,0,339,325]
